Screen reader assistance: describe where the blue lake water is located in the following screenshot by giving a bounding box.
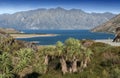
[17,30,115,45]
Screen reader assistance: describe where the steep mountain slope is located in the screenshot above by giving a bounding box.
[0,7,115,30]
[92,14,120,33]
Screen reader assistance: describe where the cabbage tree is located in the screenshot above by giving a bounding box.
[41,46,55,73]
[65,38,82,73]
[56,41,68,74]
[80,48,93,70]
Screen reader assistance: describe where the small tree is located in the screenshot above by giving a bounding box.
[41,46,55,73]
[65,38,82,73]
[81,48,93,69]
[56,41,68,74]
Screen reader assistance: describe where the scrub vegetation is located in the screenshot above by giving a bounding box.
[0,38,120,78]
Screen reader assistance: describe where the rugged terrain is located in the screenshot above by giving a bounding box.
[0,29,37,52]
[92,14,120,33]
[0,7,115,30]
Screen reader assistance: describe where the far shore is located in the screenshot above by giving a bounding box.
[10,33,58,38]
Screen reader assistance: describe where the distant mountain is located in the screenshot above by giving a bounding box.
[92,14,120,33]
[0,7,115,30]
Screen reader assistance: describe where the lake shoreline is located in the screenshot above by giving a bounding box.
[14,30,115,45]
[10,33,58,38]
[95,39,120,46]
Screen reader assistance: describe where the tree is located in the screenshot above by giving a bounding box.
[64,38,82,73]
[41,46,55,73]
[56,41,68,74]
[81,48,93,69]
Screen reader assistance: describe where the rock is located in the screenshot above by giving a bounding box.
[113,27,120,42]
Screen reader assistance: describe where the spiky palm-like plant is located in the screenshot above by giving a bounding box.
[0,52,14,78]
[56,41,68,74]
[13,48,34,77]
[41,46,55,73]
[81,48,93,70]
[64,38,82,73]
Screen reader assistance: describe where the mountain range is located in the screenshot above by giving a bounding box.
[92,14,120,33]
[0,7,116,30]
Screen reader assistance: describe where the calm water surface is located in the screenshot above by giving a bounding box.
[17,30,115,45]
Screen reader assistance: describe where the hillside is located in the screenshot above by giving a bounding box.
[0,29,37,52]
[0,28,20,34]
[92,14,120,33]
[0,7,115,30]
[0,38,120,78]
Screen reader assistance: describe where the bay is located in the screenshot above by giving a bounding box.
[17,30,115,45]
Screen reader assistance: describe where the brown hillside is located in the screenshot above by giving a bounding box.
[92,14,120,33]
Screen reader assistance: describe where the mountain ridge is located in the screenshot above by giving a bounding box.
[0,7,116,30]
[92,14,120,33]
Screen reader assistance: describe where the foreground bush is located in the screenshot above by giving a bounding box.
[0,38,120,78]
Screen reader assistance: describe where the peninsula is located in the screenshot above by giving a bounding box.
[10,33,58,38]
[0,28,58,38]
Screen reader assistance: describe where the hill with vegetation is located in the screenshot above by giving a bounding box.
[0,28,20,34]
[92,14,120,33]
[0,29,37,53]
[0,7,115,30]
[0,36,120,78]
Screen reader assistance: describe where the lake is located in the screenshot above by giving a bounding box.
[17,30,115,45]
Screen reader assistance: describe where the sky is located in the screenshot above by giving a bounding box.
[0,0,120,14]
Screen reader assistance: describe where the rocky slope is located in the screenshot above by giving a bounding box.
[0,7,115,30]
[92,14,120,33]
[0,29,37,52]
